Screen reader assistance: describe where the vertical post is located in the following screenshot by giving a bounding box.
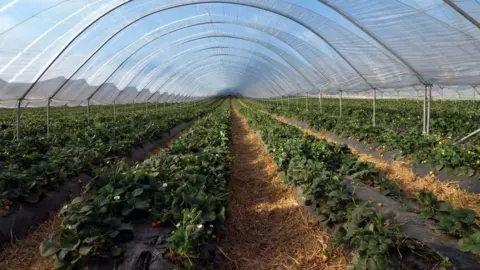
[427,84,432,135]
[422,85,433,135]
[113,100,116,121]
[156,102,158,112]
[339,90,343,117]
[16,99,21,140]
[305,92,308,111]
[87,99,90,124]
[287,95,290,109]
[423,85,427,134]
[46,99,51,137]
[145,102,148,114]
[373,88,376,127]
[163,102,166,112]
[318,92,323,113]
[296,96,299,109]
[474,86,476,101]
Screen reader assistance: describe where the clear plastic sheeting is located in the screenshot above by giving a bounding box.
[0,0,479,107]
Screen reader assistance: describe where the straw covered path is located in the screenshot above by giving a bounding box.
[218,108,347,270]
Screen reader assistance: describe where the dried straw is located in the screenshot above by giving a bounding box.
[218,109,348,270]
[275,116,480,217]
[0,213,59,270]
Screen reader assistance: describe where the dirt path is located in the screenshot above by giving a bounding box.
[219,108,347,270]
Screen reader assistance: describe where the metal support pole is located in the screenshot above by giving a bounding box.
[318,92,322,113]
[113,100,116,121]
[16,100,21,140]
[456,127,480,144]
[156,102,158,112]
[163,102,166,112]
[427,84,432,134]
[46,99,51,137]
[87,99,90,124]
[423,85,427,134]
[339,90,343,117]
[145,102,148,114]
[305,92,308,111]
[287,96,290,109]
[373,88,377,127]
[296,96,299,109]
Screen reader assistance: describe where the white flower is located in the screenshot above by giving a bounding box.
[162,183,168,188]
[63,205,68,209]
[197,224,203,229]
[114,195,120,200]
[66,225,73,230]
[176,223,181,228]
[209,224,214,228]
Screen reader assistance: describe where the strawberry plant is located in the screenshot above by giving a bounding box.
[0,100,220,213]
[40,100,232,269]
[333,205,399,270]
[253,98,480,180]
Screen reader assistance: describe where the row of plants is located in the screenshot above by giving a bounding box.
[0,99,219,216]
[235,101,479,269]
[248,100,480,260]
[40,100,232,269]
[0,102,185,140]
[251,98,480,179]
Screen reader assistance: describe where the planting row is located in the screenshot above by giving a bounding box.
[0,99,219,216]
[235,101,480,269]
[40,100,232,269]
[253,99,480,181]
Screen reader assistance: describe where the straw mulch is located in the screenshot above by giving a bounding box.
[275,116,480,217]
[0,213,59,270]
[218,109,347,270]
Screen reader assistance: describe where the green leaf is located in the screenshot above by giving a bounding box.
[435,163,444,171]
[109,246,122,257]
[70,197,83,205]
[218,206,226,223]
[132,188,144,197]
[108,230,120,238]
[458,233,480,255]
[135,200,148,210]
[40,236,59,257]
[122,204,135,216]
[113,189,125,197]
[79,205,93,213]
[118,223,134,232]
[83,236,99,244]
[104,184,114,193]
[79,246,93,256]
[54,257,65,269]
[58,249,70,260]
[202,210,216,222]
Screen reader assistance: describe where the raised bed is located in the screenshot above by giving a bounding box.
[277,116,480,194]
[0,120,195,247]
[87,219,175,270]
[246,111,480,269]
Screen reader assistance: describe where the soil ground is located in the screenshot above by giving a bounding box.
[218,108,347,270]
